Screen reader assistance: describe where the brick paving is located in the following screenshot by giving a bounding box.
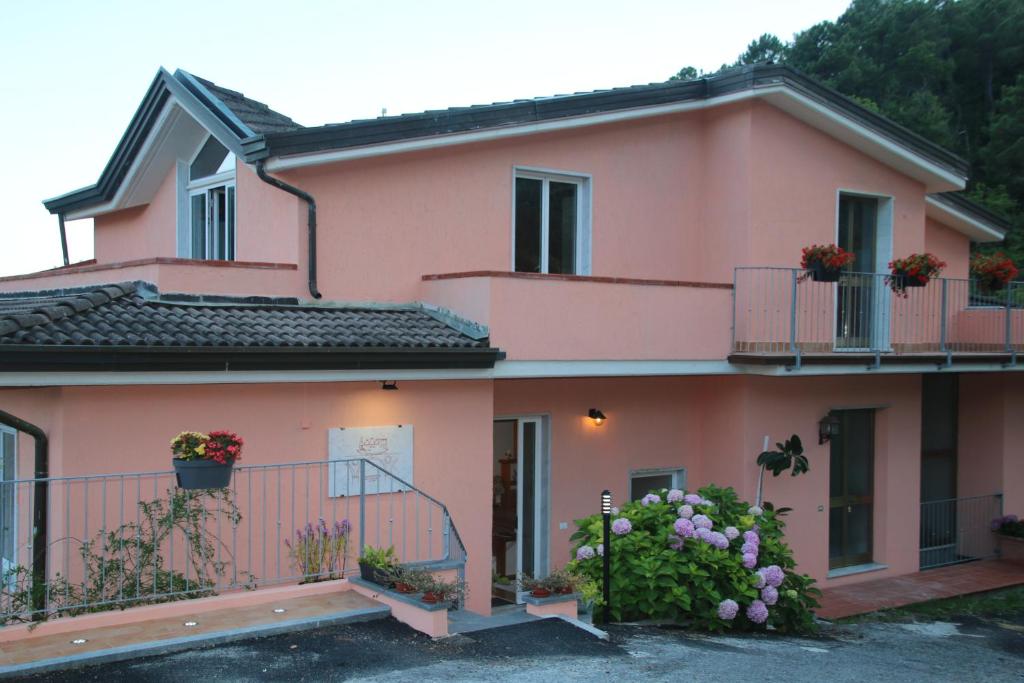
[816,560,1024,619]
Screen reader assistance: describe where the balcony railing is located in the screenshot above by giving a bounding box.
[732,267,1023,365]
[0,459,466,625]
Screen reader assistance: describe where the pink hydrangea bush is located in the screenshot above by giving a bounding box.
[569,485,820,633]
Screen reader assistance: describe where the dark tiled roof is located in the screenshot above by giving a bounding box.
[0,283,486,350]
[190,75,302,135]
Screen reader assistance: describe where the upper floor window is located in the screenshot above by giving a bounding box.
[187,136,236,261]
[513,169,590,275]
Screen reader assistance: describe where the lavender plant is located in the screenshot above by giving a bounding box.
[285,518,351,581]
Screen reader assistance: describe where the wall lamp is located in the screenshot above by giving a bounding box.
[588,408,607,426]
[818,413,841,445]
[380,380,399,391]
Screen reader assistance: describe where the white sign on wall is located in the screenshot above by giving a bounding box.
[328,425,413,497]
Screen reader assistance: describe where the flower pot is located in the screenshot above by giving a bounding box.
[530,588,551,598]
[172,458,233,490]
[558,586,573,595]
[808,260,841,283]
[394,581,416,594]
[997,534,1024,565]
[978,278,1007,294]
[421,592,442,604]
[893,271,927,288]
[358,561,391,586]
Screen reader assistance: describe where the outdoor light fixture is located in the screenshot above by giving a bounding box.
[588,408,607,426]
[819,413,841,445]
[600,489,612,624]
[70,638,88,645]
[272,608,287,614]
[183,621,198,627]
[381,380,399,391]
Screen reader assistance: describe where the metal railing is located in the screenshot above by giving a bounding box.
[920,494,1003,569]
[732,267,1023,362]
[0,458,466,624]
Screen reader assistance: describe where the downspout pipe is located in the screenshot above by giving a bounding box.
[57,213,69,267]
[255,161,323,299]
[0,408,48,615]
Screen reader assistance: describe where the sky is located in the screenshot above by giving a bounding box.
[0,0,850,277]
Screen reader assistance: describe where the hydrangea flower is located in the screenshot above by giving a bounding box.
[746,599,769,624]
[674,517,696,538]
[683,493,703,505]
[611,518,632,535]
[785,589,797,600]
[597,543,604,556]
[677,504,694,519]
[700,498,715,507]
[742,552,758,569]
[761,585,779,605]
[692,514,713,530]
[668,534,685,551]
[753,571,766,588]
[695,527,712,541]
[761,565,785,588]
[576,545,596,561]
[666,489,685,503]
[611,507,619,515]
[741,542,759,555]
[717,599,739,620]
[742,530,760,546]
[724,526,740,540]
[748,505,764,516]
[709,531,729,550]
[641,493,662,506]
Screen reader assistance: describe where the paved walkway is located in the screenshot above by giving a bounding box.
[816,560,1024,619]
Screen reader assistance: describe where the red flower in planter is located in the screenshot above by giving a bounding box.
[205,431,244,465]
[798,244,856,282]
[887,253,946,295]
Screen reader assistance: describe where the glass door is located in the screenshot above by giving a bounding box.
[515,418,542,603]
[836,195,882,350]
[829,410,875,569]
[1,428,15,580]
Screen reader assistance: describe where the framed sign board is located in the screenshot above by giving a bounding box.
[328,425,413,497]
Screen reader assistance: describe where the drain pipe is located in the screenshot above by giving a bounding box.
[255,161,323,299]
[57,213,69,267]
[0,409,48,615]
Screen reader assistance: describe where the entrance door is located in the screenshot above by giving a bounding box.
[920,375,959,567]
[836,195,883,350]
[829,410,875,569]
[491,418,544,605]
[0,428,15,579]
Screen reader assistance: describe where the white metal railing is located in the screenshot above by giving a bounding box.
[732,267,1023,364]
[0,458,466,625]
[920,494,1003,569]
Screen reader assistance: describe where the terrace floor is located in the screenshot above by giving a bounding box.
[816,560,1024,620]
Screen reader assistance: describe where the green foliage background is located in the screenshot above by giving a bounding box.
[673,0,1024,263]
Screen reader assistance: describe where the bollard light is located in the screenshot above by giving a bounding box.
[601,489,612,625]
[601,489,612,515]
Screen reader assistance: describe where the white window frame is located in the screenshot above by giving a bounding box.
[629,467,687,501]
[0,425,16,579]
[180,134,237,261]
[512,167,592,275]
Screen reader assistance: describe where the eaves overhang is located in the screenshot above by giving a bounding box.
[925,193,1010,243]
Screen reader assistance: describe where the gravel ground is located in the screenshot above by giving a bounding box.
[15,611,1024,682]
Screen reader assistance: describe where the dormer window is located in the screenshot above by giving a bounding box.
[186,136,235,260]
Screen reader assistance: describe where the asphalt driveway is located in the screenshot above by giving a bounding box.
[14,610,1024,682]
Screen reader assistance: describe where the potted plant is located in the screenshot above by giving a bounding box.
[544,568,578,595]
[518,573,552,598]
[358,545,398,585]
[992,515,1024,564]
[170,430,243,490]
[388,566,429,594]
[799,244,855,282]
[887,253,946,294]
[419,576,465,606]
[971,252,1019,294]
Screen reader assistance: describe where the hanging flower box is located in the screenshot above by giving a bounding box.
[799,244,855,282]
[886,253,945,295]
[970,252,1019,295]
[170,430,243,490]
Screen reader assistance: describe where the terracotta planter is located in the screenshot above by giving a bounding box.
[421,592,442,604]
[530,588,551,598]
[172,458,233,490]
[997,534,1024,565]
[808,260,841,283]
[394,581,416,594]
[558,586,573,595]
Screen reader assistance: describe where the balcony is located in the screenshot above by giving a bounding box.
[731,267,1023,367]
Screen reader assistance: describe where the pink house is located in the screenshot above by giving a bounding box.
[1,64,1021,619]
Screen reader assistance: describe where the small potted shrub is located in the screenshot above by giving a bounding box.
[887,253,945,294]
[419,576,465,606]
[971,252,1019,294]
[992,515,1024,564]
[358,545,398,585]
[170,430,243,490]
[799,244,855,282]
[544,568,578,595]
[388,566,429,594]
[518,573,552,598]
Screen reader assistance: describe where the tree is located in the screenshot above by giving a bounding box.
[737,33,787,65]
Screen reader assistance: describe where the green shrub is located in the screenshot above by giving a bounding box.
[568,484,820,633]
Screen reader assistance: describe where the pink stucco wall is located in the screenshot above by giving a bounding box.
[925,217,970,280]
[94,163,179,263]
[959,372,1024,513]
